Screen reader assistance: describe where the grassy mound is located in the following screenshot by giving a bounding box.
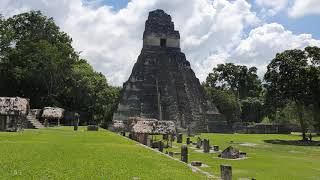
[0,127,206,179]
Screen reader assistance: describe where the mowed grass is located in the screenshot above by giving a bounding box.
[0,127,206,180]
[168,133,320,180]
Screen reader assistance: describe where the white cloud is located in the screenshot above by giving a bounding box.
[288,0,320,18]
[0,0,319,86]
[229,23,320,77]
[0,0,261,85]
[256,0,288,16]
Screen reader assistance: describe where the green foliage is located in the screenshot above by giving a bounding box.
[305,46,320,131]
[264,47,320,139]
[240,97,264,123]
[204,87,241,124]
[275,101,314,128]
[206,63,262,100]
[0,11,120,125]
[205,63,264,123]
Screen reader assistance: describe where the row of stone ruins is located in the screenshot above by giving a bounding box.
[0,97,80,132]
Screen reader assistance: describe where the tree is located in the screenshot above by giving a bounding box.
[0,11,120,125]
[241,97,264,123]
[305,46,320,132]
[204,87,241,125]
[205,63,263,123]
[264,49,312,140]
[206,63,262,100]
[0,11,78,106]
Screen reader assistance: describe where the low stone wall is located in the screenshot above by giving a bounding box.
[234,123,291,134]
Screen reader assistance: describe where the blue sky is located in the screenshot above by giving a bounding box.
[268,13,320,39]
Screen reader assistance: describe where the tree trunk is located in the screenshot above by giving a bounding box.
[297,103,307,141]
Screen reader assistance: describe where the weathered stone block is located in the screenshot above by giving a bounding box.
[191,161,202,166]
[181,145,188,163]
[220,164,232,180]
[239,152,247,158]
[196,137,202,149]
[203,139,210,153]
[186,137,190,145]
[158,141,164,152]
[213,145,219,151]
[219,146,240,159]
[177,133,183,143]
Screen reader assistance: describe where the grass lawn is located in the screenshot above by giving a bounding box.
[1,127,320,179]
[167,133,320,180]
[0,127,206,180]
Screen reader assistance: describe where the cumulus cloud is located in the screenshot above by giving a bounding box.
[0,0,319,86]
[288,0,320,18]
[229,23,320,76]
[0,0,261,85]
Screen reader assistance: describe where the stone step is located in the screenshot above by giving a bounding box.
[26,117,45,129]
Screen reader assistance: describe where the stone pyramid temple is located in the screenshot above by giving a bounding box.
[113,9,230,133]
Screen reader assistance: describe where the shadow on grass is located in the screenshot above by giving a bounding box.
[264,139,320,146]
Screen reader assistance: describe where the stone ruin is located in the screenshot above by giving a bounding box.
[122,117,177,146]
[41,107,64,127]
[219,146,247,159]
[113,9,230,133]
[0,97,29,132]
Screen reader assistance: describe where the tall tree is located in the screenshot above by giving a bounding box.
[305,46,320,132]
[204,87,241,124]
[264,49,312,140]
[0,11,78,106]
[206,63,262,100]
[0,11,120,125]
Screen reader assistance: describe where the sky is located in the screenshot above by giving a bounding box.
[1,0,320,86]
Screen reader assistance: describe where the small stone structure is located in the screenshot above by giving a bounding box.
[191,161,202,167]
[73,113,80,131]
[30,109,42,119]
[234,123,291,134]
[111,120,126,133]
[181,145,188,163]
[158,141,164,152]
[219,146,245,159]
[26,109,44,129]
[41,107,64,127]
[186,137,190,145]
[203,139,210,153]
[220,164,232,180]
[213,145,219,151]
[0,97,29,132]
[129,117,176,146]
[87,125,99,131]
[196,137,202,149]
[177,133,183,143]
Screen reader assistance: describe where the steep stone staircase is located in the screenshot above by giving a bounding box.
[26,114,45,129]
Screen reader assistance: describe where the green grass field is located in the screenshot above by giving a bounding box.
[0,127,206,180]
[0,127,319,179]
[168,133,320,180]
